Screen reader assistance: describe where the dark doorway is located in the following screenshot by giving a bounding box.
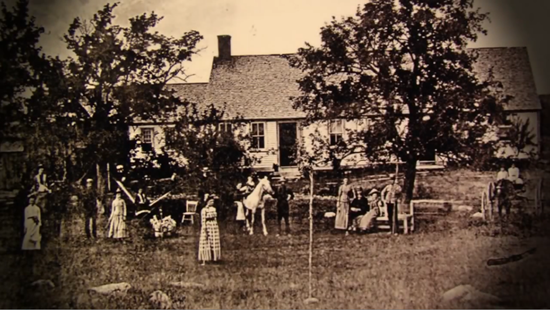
[279,122,298,167]
[419,146,436,162]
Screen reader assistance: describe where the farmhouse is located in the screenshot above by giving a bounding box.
[129,35,542,176]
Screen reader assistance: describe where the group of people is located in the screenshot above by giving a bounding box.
[197,173,294,265]
[23,164,404,266]
[496,163,524,189]
[334,176,403,235]
[233,174,294,235]
[21,164,150,251]
[21,165,51,250]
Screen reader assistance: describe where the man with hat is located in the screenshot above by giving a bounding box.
[82,178,98,240]
[381,176,402,235]
[275,176,294,236]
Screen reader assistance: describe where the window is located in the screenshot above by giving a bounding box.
[251,122,265,149]
[497,125,513,142]
[329,120,344,145]
[164,127,176,144]
[219,122,233,133]
[141,127,154,151]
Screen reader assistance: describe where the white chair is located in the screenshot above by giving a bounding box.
[181,200,199,225]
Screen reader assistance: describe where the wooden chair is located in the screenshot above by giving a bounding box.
[375,199,415,234]
[181,200,199,225]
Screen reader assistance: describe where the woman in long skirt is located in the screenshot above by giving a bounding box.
[335,177,354,230]
[358,189,383,232]
[107,190,128,241]
[198,196,221,265]
[22,196,42,250]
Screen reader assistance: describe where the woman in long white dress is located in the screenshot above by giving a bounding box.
[22,196,42,250]
[335,177,355,230]
[107,190,128,241]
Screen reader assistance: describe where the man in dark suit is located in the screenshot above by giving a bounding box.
[276,177,294,236]
[135,187,149,215]
[82,178,98,240]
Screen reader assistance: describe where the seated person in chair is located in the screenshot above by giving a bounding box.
[348,188,369,232]
[507,163,524,190]
[496,166,509,182]
[356,188,384,233]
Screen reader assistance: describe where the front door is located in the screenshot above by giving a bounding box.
[279,122,298,167]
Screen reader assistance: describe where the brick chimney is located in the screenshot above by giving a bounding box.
[217,35,231,60]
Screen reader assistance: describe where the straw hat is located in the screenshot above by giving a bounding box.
[368,188,379,196]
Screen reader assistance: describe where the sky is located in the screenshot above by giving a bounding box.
[12,0,550,93]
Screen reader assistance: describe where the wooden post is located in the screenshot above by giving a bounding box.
[305,168,318,304]
[481,191,486,221]
[392,162,399,234]
[107,163,111,191]
[96,163,101,192]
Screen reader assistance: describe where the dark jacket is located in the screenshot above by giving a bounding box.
[350,196,369,220]
[82,187,97,217]
[276,185,294,210]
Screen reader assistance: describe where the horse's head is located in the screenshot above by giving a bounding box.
[494,179,514,199]
[259,177,274,196]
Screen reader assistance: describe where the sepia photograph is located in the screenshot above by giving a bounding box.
[0,0,549,308]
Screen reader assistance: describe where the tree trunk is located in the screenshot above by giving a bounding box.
[403,157,418,204]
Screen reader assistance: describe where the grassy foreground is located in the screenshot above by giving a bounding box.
[2,212,550,309]
[2,167,549,309]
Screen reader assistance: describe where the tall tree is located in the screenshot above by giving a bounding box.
[290,0,510,203]
[0,0,45,142]
[165,104,252,218]
[60,2,203,169]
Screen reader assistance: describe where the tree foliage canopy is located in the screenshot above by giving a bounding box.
[60,2,203,165]
[290,0,511,201]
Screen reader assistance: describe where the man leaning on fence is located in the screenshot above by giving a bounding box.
[381,176,402,235]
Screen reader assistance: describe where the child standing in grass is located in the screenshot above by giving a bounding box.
[198,196,221,265]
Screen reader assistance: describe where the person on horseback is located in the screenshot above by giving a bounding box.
[235,176,255,232]
[496,166,508,181]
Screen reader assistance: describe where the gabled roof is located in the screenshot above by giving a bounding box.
[132,82,208,124]
[205,54,306,120]
[168,82,208,105]
[132,46,540,125]
[472,47,541,111]
[201,47,540,120]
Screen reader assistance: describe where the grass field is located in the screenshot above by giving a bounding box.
[2,211,550,309]
[2,168,550,309]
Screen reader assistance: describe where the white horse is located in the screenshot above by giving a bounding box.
[243,176,275,236]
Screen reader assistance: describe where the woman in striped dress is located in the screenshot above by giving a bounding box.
[198,196,221,265]
[107,190,128,241]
